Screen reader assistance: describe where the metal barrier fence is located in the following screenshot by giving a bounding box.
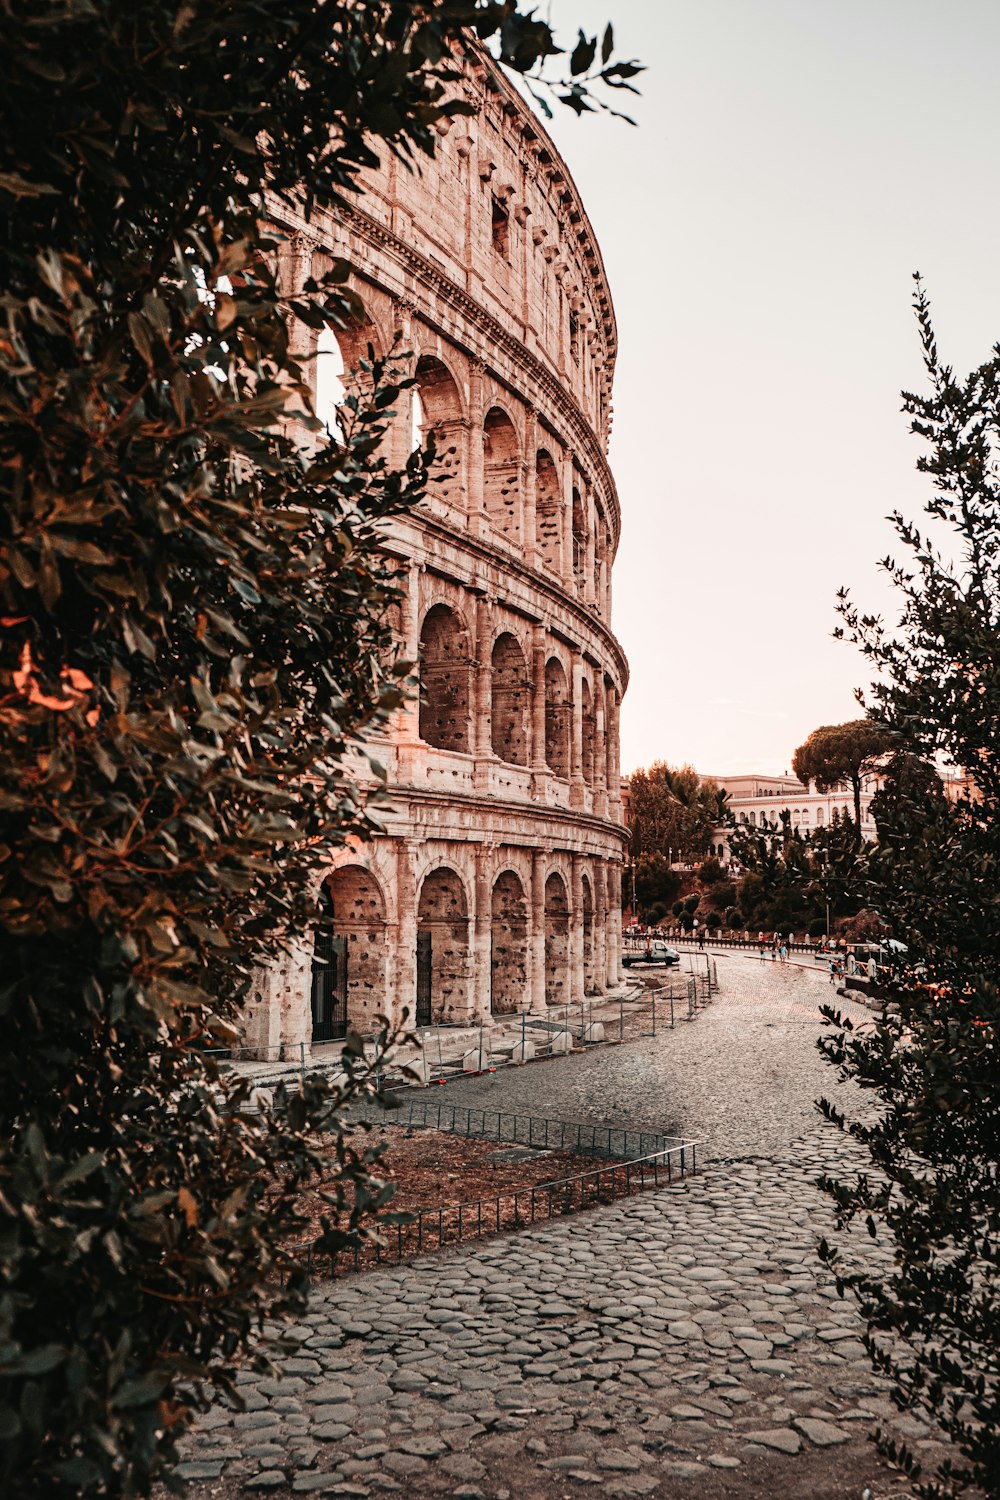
[349,1099,679,1161]
[297,1138,702,1279]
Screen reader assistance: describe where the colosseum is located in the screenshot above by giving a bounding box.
[245,43,628,1058]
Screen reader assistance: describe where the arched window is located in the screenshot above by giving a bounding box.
[544,657,571,778]
[483,407,521,544]
[749,811,756,826]
[315,328,345,438]
[572,487,587,596]
[419,604,472,753]
[581,677,595,785]
[816,807,824,826]
[536,450,561,577]
[801,809,810,826]
[415,355,465,514]
[491,633,529,765]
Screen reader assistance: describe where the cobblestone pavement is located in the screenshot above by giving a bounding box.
[179,960,938,1498]
[444,952,871,1159]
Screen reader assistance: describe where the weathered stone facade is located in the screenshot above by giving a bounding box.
[245,47,628,1057]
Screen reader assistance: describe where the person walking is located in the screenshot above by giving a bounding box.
[779,939,788,964]
[759,936,767,962]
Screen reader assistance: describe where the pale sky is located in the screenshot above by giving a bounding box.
[532,0,1000,777]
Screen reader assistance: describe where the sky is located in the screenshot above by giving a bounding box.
[529,0,1000,777]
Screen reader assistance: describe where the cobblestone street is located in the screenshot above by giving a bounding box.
[179,958,938,1499]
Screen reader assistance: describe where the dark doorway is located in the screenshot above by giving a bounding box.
[416,930,432,1026]
[311,887,347,1042]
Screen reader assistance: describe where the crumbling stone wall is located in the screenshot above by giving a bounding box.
[490,870,528,1014]
[417,867,471,1024]
[544,871,570,1007]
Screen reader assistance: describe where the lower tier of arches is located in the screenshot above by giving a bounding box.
[243,835,625,1059]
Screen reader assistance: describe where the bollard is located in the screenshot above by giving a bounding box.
[299,1040,306,1089]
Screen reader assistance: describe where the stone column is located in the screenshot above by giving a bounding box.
[277,938,314,1064]
[594,861,608,995]
[530,625,549,807]
[584,488,596,606]
[594,689,608,819]
[523,406,538,566]
[557,450,572,587]
[396,841,418,1026]
[529,852,547,1014]
[570,655,585,809]
[569,855,584,1005]
[467,360,486,534]
[473,844,493,1023]
[608,860,624,984]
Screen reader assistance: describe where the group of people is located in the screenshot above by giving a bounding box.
[758,932,789,963]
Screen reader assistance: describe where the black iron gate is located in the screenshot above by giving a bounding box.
[311,930,347,1043]
[416,929,432,1027]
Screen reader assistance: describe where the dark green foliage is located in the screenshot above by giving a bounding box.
[0,3,640,1496]
[698,856,725,885]
[820,283,1000,1499]
[628,762,724,863]
[633,852,680,914]
[726,907,744,929]
[792,719,894,834]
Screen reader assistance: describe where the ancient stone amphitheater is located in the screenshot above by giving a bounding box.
[246,46,628,1058]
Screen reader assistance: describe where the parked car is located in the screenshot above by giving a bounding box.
[622,940,681,968]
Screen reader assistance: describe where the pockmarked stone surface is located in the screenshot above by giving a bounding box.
[178,960,947,1497]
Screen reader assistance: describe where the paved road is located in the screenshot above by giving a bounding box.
[444,953,871,1159]
[177,960,941,1498]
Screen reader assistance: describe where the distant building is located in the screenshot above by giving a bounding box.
[706,771,880,862]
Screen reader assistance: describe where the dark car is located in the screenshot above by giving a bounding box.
[622,940,681,968]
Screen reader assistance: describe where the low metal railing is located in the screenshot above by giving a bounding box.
[298,1138,702,1279]
[350,1099,678,1161]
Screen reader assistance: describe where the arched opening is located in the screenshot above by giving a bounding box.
[491,633,530,765]
[419,604,472,753]
[311,867,386,1043]
[416,868,470,1025]
[544,657,571,779]
[315,328,346,439]
[572,487,587,596]
[536,449,562,577]
[605,679,617,789]
[581,677,596,786]
[816,807,824,826]
[594,507,609,613]
[581,872,596,996]
[544,871,570,1007]
[483,407,521,544]
[415,355,465,514]
[491,871,528,1015]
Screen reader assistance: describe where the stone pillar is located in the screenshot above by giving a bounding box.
[570,655,585,809]
[467,361,486,533]
[608,860,624,984]
[473,844,493,1022]
[396,841,418,1025]
[594,861,608,995]
[529,852,547,1014]
[398,560,423,748]
[584,488,596,607]
[523,406,538,566]
[561,451,574,587]
[277,939,313,1063]
[594,690,608,819]
[530,626,547,771]
[473,594,493,769]
[569,855,584,1005]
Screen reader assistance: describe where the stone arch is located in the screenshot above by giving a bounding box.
[604,678,617,789]
[311,865,387,1041]
[314,314,380,441]
[594,504,609,611]
[483,406,521,544]
[419,603,472,753]
[544,656,571,779]
[415,354,465,513]
[544,870,570,1007]
[581,676,596,786]
[581,870,596,996]
[536,449,562,577]
[417,866,470,1024]
[491,870,528,1015]
[491,631,530,765]
[572,486,587,596]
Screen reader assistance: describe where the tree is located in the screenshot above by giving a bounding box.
[793,720,895,832]
[629,761,723,862]
[819,283,1000,1499]
[0,5,641,1496]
